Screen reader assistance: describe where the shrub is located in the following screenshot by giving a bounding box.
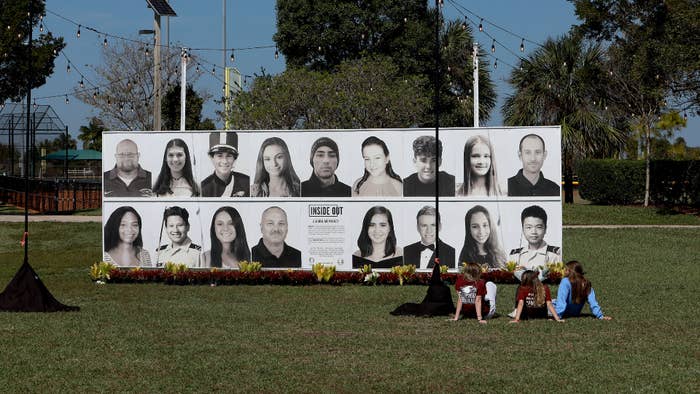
[650,160,700,207]
[577,159,645,204]
[578,159,700,207]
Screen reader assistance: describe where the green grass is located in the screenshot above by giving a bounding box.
[0,222,698,392]
[563,203,700,225]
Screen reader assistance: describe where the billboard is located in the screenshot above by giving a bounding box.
[102,127,562,271]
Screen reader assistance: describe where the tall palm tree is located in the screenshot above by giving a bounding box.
[502,33,624,203]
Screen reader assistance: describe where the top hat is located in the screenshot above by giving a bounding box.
[208,132,238,156]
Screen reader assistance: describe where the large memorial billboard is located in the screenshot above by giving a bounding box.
[102,127,562,271]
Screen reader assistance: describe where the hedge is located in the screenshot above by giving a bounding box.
[577,160,645,204]
[577,159,700,206]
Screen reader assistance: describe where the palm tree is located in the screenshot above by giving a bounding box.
[502,33,624,203]
[438,19,497,127]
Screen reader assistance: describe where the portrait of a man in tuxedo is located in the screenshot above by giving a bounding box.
[403,206,455,269]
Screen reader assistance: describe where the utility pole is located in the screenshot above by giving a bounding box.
[473,42,479,127]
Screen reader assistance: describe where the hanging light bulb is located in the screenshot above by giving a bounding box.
[107,98,111,106]
[274,47,279,60]
[478,19,483,32]
[39,22,43,32]
[520,38,524,52]
[1,103,4,110]
[93,89,98,99]
[66,63,71,73]
[461,21,467,30]
[145,45,149,56]
[77,25,81,38]
[493,59,497,69]
[491,39,495,53]
[196,64,200,73]
[33,100,37,110]
[683,112,688,121]
[212,67,216,75]
[103,37,108,47]
[53,48,57,55]
[127,79,131,89]
[79,78,84,88]
[230,50,235,62]
[65,95,69,104]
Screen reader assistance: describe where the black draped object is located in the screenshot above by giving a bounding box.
[390,263,455,317]
[0,261,79,312]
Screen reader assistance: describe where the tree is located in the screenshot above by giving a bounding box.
[161,84,215,130]
[570,0,700,115]
[275,0,432,73]
[226,57,431,130]
[0,0,65,102]
[38,133,77,152]
[74,41,202,131]
[273,0,496,126]
[78,117,105,151]
[502,33,625,203]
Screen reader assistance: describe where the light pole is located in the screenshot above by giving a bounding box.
[145,1,177,131]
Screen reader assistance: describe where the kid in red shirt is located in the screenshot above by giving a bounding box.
[510,270,563,323]
[452,262,497,323]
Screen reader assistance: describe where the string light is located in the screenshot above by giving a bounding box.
[33,100,37,110]
[65,95,69,104]
[39,22,44,32]
[230,50,235,62]
[520,38,524,52]
[79,78,84,88]
[274,47,279,60]
[493,59,497,69]
[212,67,216,75]
[684,112,688,121]
[66,63,71,73]
[93,89,98,99]
[76,25,80,38]
[103,37,108,47]
[145,45,149,56]
[478,18,483,32]
[196,64,200,73]
[491,39,495,53]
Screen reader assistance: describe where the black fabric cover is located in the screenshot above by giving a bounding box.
[390,262,455,317]
[0,261,79,312]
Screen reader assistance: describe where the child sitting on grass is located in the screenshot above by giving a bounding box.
[452,262,497,323]
[554,260,612,320]
[510,270,563,323]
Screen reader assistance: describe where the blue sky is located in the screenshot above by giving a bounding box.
[20,0,700,147]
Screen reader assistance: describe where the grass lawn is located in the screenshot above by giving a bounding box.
[563,203,700,225]
[0,222,698,392]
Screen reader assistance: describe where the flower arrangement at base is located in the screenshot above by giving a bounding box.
[390,264,416,286]
[239,261,263,273]
[311,263,335,283]
[358,264,379,285]
[92,266,559,286]
[89,261,116,283]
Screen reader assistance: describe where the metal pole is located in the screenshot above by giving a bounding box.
[153,14,162,131]
[433,0,441,265]
[180,49,187,131]
[473,42,479,127]
[9,114,14,176]
[24,4,32,263]
[64,126,68,180]
[223,0,227,127]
